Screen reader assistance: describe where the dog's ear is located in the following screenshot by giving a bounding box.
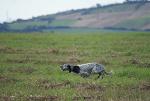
[72,66,80,74]
[67,65,72,73]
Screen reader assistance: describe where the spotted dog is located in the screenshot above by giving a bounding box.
[60,63,112,79]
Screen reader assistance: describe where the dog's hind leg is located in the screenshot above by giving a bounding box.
[96,72,102,79]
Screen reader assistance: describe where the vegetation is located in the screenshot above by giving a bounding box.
[0,23,9,32]
[49,20,76,27]
[126,0,148,2]
[114,16,150,29]
[0,31,150,101]
[1,1,150,32]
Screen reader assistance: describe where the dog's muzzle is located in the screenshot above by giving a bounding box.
[60,65,64,71]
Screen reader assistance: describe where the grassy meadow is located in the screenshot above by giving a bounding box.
[0,31,150,101]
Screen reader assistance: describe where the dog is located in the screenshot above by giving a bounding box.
[60,63,112,79]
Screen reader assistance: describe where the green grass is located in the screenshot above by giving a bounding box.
[0,32,150,101]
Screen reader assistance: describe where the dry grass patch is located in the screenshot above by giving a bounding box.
[28,95,59,101]
[0,96,15,101]
[34,56,81,65]
[0,46,24,54]
[9,67,35,74]
[127,58,150,68]
[37,79,71,89]
[47,48,59,54]
[0,76,17,84]
[73,95,101,101]
[96,58,110,65]
[72,83,104,92]
[139,81,150,90]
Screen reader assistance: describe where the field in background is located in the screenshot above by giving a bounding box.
[0,32,150,101]
[2,2,150,32]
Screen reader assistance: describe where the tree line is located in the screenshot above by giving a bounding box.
[125,0,148,2]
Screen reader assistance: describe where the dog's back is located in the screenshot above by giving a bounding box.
[78,63,105,74]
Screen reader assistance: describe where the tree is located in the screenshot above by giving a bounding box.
[96,3,101,8]
[0,23,9,32]
[126,0,148,2]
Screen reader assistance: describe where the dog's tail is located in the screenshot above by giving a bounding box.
[104,70,113,77]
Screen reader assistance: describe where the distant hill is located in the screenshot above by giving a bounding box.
[1,1,150,32]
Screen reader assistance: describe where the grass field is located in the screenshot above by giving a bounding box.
[0,32,150,101]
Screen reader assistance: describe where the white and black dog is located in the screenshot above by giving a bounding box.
[60,63,112,79]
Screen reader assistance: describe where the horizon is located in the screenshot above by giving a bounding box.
[0,0,125,23]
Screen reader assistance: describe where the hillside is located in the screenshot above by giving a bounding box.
[1,1,150,32]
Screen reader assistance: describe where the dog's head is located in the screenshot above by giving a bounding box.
[60,64,80,74]
[60,64,72,72]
